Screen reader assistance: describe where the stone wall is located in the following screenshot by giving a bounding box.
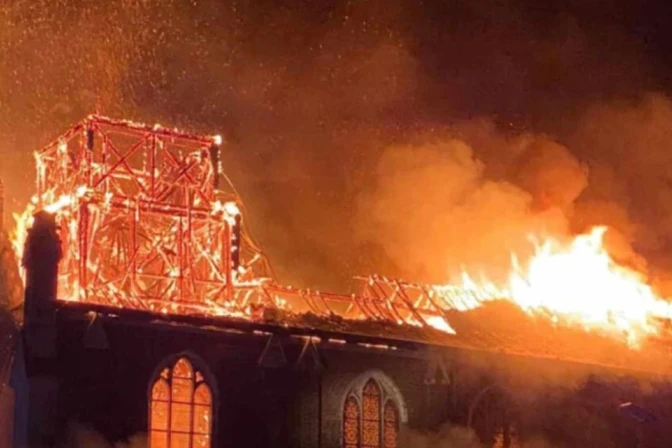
[20,306,672,448]
[49,312,436,448]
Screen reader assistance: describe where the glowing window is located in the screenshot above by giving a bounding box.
[343,396,360,448]
[342,378,400,448]
[362,380,381,447]
[383,401,398,448]
[150,357,213,448]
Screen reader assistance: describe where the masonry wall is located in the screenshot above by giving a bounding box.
[22,308,672,448]
[55,316,296,447]
[48,311,444,448]
[315,348,426,448]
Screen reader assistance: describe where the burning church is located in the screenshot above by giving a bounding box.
[4,115,672,448]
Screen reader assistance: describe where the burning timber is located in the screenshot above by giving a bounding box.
[8,115,672,373]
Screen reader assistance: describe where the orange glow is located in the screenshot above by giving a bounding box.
[437,226,672,346]
[11,195,38,279]
[344,379,399,448]
[362,379,381,448]
[11,191,80,283]
[424,315,456,334]
[150,358,212,448]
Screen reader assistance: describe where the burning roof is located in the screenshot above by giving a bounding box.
[10,115,672,377]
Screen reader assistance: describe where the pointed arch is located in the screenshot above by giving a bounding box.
[362,379,382,447]
[192,383,212,448]
[383,400,399,448]
[341,372,406,448]
[343,395,360,448]
[341,370,408,424]
[149,353,216,448]
[468,384,519,448]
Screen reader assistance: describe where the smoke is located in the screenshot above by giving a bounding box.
[400,423,567,448]
[567,94,672,294]
[1,0,672,291]
[0,230,22,314]
[64,421,146,448]
[354,93,672,291]
[400,423,483,448]
[354,128,593,284]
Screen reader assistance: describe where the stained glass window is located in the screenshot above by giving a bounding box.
[383,401,398,448]
[342,377,402,448]
[362,380,381,447]
[344,396,360,448]
[150,357,213,448]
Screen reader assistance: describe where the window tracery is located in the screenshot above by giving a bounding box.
[344,396,360,448]
[342,377,401,448]
[362,380,381,447]
[150,356,213,448]
[383,401,399,448]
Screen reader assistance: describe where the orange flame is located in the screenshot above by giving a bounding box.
[11,191,81,281]
[11,196,38,276]
[443,226,672,346]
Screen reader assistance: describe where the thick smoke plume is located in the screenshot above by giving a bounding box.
[355,131,586,284]
[2,0,672,292]
[355,95,672,291]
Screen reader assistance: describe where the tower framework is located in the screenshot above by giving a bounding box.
[19,115,460,333]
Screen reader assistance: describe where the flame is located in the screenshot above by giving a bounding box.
[44,194,73,213]
[212,199,240,219]
[445,226,672,346]
[11,192,76,279]
[425,315,456,334]
[11,196,37,273]
[9,189,258,319]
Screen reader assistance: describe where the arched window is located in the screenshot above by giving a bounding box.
[150,357,213,448]
[342,377,401,448]
[362,380,381,447]
[383,401,399,448]
[343,396,360,448]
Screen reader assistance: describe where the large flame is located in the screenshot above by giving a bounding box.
[445,226,672,346]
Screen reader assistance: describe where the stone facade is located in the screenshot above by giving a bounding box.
[11,305,672,448]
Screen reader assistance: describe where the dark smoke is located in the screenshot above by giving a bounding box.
[2,0,672,292]
[400,423,485,448]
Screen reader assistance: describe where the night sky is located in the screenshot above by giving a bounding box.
[3,0,672,292]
